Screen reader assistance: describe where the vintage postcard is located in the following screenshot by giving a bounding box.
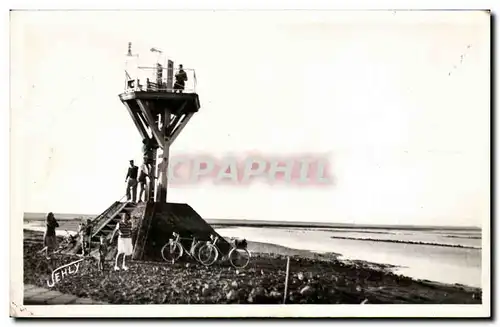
[10,9,491,318]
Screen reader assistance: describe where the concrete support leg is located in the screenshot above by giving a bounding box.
[156,109,171,203]
[148,147,157,202]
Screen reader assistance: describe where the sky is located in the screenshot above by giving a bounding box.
[11,11,490,227]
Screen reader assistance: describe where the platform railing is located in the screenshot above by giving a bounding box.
[124,67,197,94]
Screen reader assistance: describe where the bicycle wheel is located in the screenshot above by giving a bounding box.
[229,248,251,269]
[189,242,204,263]
[161,241,183,263]
[198,243,219,266]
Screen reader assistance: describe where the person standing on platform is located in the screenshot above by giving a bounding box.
[43,212,59,259]
[125,160,138,203]
[110,212,133,271]
[174,64,188,93]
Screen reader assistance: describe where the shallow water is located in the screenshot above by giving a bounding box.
[216,227,482,288]
[24,221,80,236]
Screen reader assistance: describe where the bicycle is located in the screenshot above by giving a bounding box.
[197,234,251,269]
[161,232,204,264]
[38,230,78,256]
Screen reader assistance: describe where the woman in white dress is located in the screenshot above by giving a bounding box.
[110,212,133,271]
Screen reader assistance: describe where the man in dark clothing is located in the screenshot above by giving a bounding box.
[125,160,139,203]
[174,64,188,93]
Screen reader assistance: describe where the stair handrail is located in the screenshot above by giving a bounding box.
[91,194,127,224]
[90,195,129,239]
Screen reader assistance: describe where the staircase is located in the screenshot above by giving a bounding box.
[90,201,136,242]
[59,200,137,256]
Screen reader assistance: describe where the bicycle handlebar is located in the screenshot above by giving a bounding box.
[209,234,219,244]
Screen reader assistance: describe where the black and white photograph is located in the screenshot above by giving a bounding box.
[9,9,490,318]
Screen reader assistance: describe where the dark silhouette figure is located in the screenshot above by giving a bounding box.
[174,64,188,93]
[43,212,59,259]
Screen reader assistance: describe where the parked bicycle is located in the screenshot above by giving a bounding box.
[197,234,251,269]
[161,232,204,264]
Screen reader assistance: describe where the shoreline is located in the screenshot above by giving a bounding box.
[23,214,481,231]
[22,226,399,273]
[22,225,479,289]
[244,240,400,272]
[22,229,481,304]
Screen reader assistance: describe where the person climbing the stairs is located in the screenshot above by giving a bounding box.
[110,212,133,271]
[125,160,138,203]
[142,137,157,171]
[138,162,149,203]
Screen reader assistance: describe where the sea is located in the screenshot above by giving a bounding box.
[215,226,482,288]
[23,216,482,288]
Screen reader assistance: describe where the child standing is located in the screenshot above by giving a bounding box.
[78,219,93,256]
[84,219,93,254]
[78,222,86,256]
[98,236,109,271]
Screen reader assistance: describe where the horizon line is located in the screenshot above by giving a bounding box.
[22,211,482,230]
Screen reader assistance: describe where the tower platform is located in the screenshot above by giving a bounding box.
[119,91,200,116]
[119,91,199,147]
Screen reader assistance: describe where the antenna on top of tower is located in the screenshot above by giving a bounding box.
[150,46,166,67]
[127,42,133,56]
